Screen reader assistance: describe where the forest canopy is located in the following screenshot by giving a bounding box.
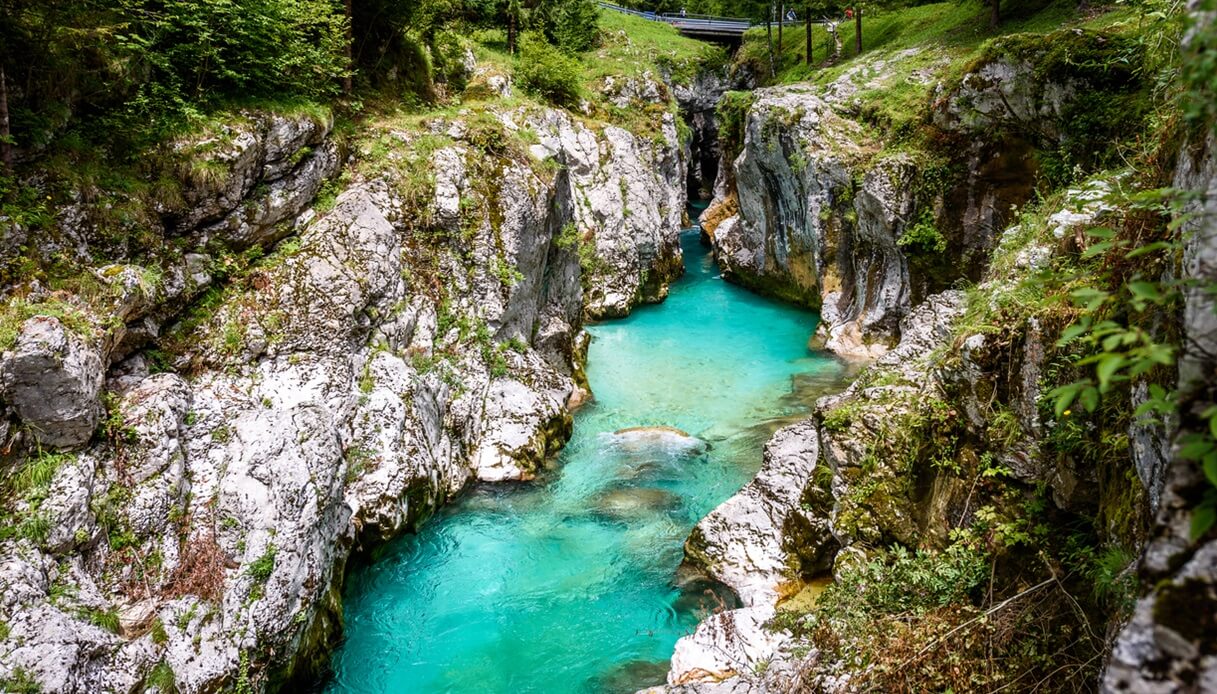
[0,0,602,157]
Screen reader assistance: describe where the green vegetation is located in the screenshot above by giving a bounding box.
[0,667,41,694]
[0,449,75,546]
[345,447,376,484]
[147,660,178,693]
[80,606,122,634]
[247,544,278,584]
[516,35,585,107]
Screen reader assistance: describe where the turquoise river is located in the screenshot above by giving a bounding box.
[324,223,847,693]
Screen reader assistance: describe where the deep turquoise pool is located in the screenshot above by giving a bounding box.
[324,227,846,694]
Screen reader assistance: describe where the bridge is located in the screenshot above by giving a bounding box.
[598,2,793,42]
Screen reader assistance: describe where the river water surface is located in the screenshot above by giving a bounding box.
[325,225,846,693]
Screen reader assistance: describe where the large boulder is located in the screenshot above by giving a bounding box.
[1,316,104,448]
[666,606,790,686]
[684,420,835,607]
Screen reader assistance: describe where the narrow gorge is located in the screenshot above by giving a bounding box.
[1,1,1215,693]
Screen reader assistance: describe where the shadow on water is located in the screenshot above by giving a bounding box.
[322,211,852,694]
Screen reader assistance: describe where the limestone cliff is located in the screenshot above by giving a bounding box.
[0,89,689,692]
[704,30,1147,359]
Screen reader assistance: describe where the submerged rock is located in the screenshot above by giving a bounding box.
[593,487,682,521]
[606,427,709,457]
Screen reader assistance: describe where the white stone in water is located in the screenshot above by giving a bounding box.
[686,419,829,608]
[606,426,708,456]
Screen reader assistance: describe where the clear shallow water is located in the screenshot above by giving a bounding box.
[325,226,847,694]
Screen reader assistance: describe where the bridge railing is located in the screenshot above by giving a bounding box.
[598,2,818,34]
[658,12,752,23]
[597,2,658,19]
[599,2,754,28]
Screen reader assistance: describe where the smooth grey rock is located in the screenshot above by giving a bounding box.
[1,316,104,448]
[686,420,833,608]
[666,606,790,686]
[708,86,910,359]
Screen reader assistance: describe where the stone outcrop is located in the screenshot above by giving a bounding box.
[527,107,687,318]
[1102,110,1217,693]
[684,419,835,608]
[0,316,104,448]
[673,67,753,200]
[665,606,790,687]
[0,110,345,458]
[704,81,927,360]
[701,37,1130,361]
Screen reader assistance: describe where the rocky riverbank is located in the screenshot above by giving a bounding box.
[644,3,1217,691]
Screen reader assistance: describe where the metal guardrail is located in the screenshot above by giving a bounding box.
[598,2,751,33]
[598,2,813,36]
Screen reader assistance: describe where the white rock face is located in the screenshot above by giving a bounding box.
[667,606,790,686]
[171,112,339,234]
[707,85,912,360]
[685,420,834,608]
[527,108,687,318]
[0,99,689,691]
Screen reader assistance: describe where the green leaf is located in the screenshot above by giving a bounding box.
[1128,281,1164,304]
[1048,382,1083,417]
[1146,343,1175,366]
[1057,320,1092,346]
[1191,501,1216,541]
[1082,240,1116,258]
[1204,452,1217,489]
[1126,241,1174,259]
[1080,385,1099,413]
[1179,436,1216,460]
[1096,353,1126,392]
[1085,227,1116,239]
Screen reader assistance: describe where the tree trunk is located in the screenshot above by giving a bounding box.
[854,5,862,55]
[0,63,11,174]
[778,3,784,67]
[508,0,518,54]
[990,0,1000,28]
[343,0,353,95]
[806,9,813,65]
[766,3,775,77]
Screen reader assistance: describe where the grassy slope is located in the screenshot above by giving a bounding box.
[462,8,723,133]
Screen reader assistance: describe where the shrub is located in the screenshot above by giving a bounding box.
[898,211,947,255]
[515,35,582,107]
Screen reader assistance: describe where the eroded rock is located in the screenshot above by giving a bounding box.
[1,317,104,448]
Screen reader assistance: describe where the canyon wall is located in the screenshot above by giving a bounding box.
[0,78,689,692]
